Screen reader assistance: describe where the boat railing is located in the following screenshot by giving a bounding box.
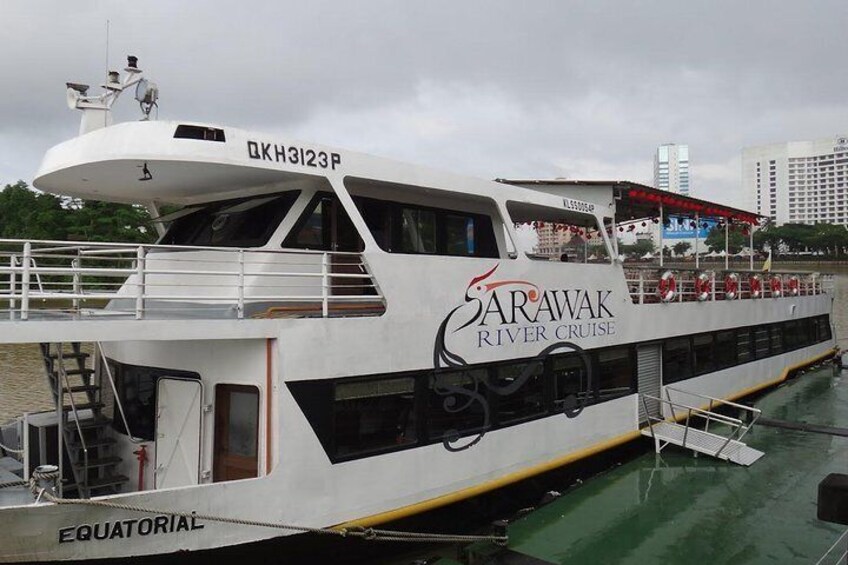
[624,265,832,304]
[640,386,761,459]
[0,239,385,321]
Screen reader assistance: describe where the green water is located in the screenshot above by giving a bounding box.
[499,365,848,564]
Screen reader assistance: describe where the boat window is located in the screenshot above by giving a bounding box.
[283,192,364,252]
[770,324,784,354]
[333,376,417,457]
[352,196,498,258]
[401,208,438,253]
[493,361,546,425]
[783,320,799,350]
[663,337,692,383]
[753,327,771,359]
[596,347,633,400]
[692,333,714,375]
[174,124,226,142]
[714,330,737,370]
[213,384,260,482]
[159,191,300,248]
[552,354,589,408]
[505,200,612,263]
[428,369,489,442]
[106,359,200,441]
[736,329,753,363]
[817,316,832,342]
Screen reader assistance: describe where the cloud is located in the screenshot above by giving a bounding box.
[1,0,846,213]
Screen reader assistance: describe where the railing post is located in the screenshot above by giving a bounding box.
[21,242,31,321]
[237,249,245,320]
[711,271,716,301]
[8,255,16,321]
[638,270,644,304]
[321,253,329,318]
[72,251,81,314]
[135,246,146,320]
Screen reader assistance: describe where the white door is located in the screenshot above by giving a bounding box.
[155,378,202,489]
[637,344,662,423]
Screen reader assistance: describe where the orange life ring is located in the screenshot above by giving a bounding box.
[788,276,800,296]
[695,273,712,301]
[658,271,676,302]
[750,275,762,298]
[770,275,783,298]
[724,273,739,300]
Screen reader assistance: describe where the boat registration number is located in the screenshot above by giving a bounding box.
[247,140,341,170]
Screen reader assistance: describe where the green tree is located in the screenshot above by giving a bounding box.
[672,241,691,257]
[0,181,156,243]
[619,239,655,257]
[704,225,746,254]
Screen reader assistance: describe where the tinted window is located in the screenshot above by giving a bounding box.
[663,338,691,383]
[692,334,714,375]
[283,193,364,252]
[333,376,416,457]
[353,196,499,258]
[596,347,633,400]
[737,329,753,363]
[161,191,299,248]
[428,369,489,441]
[493,362,545,424]
[715,330,736,369]
[552,354,589,408]
[754,327,770,359]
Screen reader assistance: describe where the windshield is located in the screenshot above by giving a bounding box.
[159,191,300,247]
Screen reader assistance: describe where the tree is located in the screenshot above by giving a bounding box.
[704,225,746,254]
[0,181,156,243]
[619,239,655,257]
[672,241,691,257]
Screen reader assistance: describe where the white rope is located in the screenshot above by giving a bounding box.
[0,440,24,455]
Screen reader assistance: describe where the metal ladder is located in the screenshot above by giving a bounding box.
[39,342,129,498]
[640,387,765,466]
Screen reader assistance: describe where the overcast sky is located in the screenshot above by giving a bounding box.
[1,1,846,209]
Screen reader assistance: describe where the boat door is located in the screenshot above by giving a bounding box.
[283,192,368,296]
[154,377,203,489]
[636,344,662,424]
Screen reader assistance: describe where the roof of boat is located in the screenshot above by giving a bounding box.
[499,178,763,224]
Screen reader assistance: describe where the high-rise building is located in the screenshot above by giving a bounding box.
[742,136,848,225]
[653,143,690,194]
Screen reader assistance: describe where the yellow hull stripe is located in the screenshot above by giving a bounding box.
[334,347,836,530]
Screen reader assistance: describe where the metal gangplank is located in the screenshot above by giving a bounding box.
[640,387,764,466]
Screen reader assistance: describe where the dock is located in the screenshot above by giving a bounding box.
[452,363,848,564]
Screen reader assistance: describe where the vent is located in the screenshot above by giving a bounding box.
[174,125,226,142]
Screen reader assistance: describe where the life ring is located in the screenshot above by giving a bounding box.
[695,272,712,301]
[658,271,676,302]
[749,275,762,298]
[788,276,800,296]
[724,273,739,300]
[770,275,783,298]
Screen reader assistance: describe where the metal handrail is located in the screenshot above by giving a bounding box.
[665,385,761,444]
[640,391,754,459]
[56,344,88,497]
[0,239,385,321]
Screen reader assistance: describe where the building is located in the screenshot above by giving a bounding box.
[742,136,848,225]
[653,143,690,194]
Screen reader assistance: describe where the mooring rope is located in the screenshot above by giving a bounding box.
[28,469,507,546]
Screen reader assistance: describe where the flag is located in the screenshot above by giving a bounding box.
[762,249,772,272]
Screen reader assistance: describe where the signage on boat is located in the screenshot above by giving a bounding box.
[58,514,204,544]
[440,264,616,352]
[562,197,595,214]
[247,140,341,170]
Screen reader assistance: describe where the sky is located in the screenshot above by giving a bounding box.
[1,1,847,210]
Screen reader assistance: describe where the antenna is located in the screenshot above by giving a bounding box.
[105,20,110,76]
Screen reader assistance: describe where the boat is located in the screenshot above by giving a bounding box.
[0,57,836,563]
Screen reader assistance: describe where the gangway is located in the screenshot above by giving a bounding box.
[640,386,764,466]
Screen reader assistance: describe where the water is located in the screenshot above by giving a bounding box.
[477,362,848,564]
